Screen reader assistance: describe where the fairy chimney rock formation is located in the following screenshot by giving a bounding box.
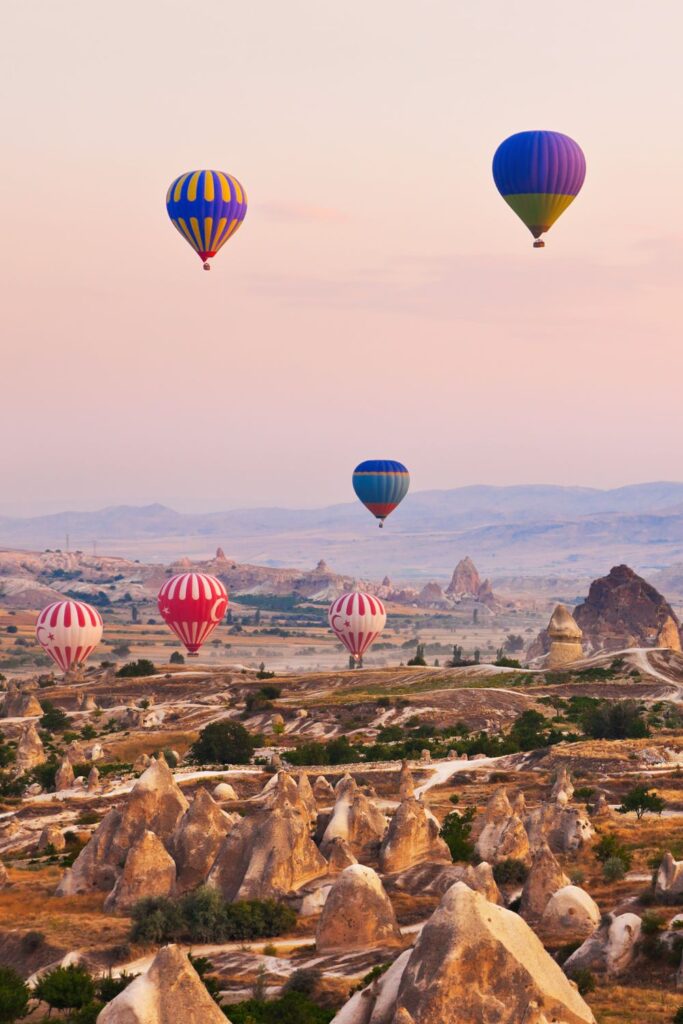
[519,842,571,923]
[399,760,415,799]
[55,757,75,791]
[15,721,47,772]
[316,864,402,953]
[334,882,596,1024]
[540,885,601,943]
[546,605,583,668]
[475,787,531,865]
[573,564,682,652]
[322,776,388,861]
[313,775,336,804]
[104,830,176,913]
[379,797,451,874]
[171,788,237,892]
[97,944,231,1024]
[0,684,43,718]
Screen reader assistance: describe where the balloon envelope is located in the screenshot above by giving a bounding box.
[492,131,585,243]
[352,460,409,525]
[166,170,247,267]
[158,572,228,654]
[328,590,386,660]
[35,600,103,673]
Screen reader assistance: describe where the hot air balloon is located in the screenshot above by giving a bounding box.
[492,131,585,247]
[157,572,228,655]
[328,590,386,666]
[35,600,103,674]
[166,170,247,270]
[352,460,410,527]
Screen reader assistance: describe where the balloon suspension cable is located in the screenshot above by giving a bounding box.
[203,262,211,271]
[533,240,545,249]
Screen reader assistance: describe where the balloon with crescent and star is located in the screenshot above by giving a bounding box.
[328,590,386,663]
[352,460,410,527]
[35,600,103,674]
[492,131,586,248]
[166,170,247,270]
[157,572,228,655]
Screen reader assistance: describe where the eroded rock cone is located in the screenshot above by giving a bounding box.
[87,766,100,792]
[38,826,66,852]
[105,830,176,913]
[316,864,402,953]
[57,808,122,896]
[207,800,327,901]
[334,882,596,1024]
[322,776,388,862]
[15,721,46,772]
[313,775,335,804]
[564,912,641,977]
[519,842,570,923]
[0,685,43,718]
[98,944,231,1024]
[325,836,358,873]
[551,765,575,803]
[399,760,415,800]
[379,798,450,874]
[539,884,601,944]
[297,772,317,819]
[525,801,594,854]
[172,788,238,892]
[474,787,530,865]
[55,757,75,791]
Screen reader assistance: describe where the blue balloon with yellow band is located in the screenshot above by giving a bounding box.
[352,459,410,527]
[166,169,248,270]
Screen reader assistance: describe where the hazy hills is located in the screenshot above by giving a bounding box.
[3,482,683,581]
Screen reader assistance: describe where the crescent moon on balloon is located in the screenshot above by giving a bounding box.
[210,598,226,623]
[35,626,50,646]
[331,614,346,634]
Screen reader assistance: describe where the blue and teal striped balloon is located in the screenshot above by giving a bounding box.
[352,460,410,527]
[166,169,247,270]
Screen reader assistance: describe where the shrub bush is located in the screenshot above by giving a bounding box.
[130,887,296,944]
[602,856,627,882]
[116,659,156,678]
[440,807,476,863]
[0,965,30,1023]
[33,964,96,1013]
[190,721,258,765]
[493,859,529,885]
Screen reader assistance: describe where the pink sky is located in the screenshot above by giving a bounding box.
[1,1,682,515]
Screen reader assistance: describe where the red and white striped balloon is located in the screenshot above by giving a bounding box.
[157,572,228,654]
[328,590,386,662]
[35,600,103,673]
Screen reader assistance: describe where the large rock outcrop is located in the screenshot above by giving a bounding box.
[0,683,43,719]
[207,799,327,901]
[104,830,176,912]
[474,788,530,865]
[387,860,501,904]
[655,850,683,901]
[378,798,450,874]
[171,789,237,892]
[564,912,641,977]
[98,944,231,1024]
[332,882,596,1024]
[573,564,682,653]
[524,801,594,855]
[322,774,388,861]
[316,864,402,953]
[445,557,496,608]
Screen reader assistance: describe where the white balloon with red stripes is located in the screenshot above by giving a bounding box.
[35,600,104,674]
[328,590,386,663]
[157,572,228,655]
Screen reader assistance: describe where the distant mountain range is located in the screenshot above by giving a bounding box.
[3,483,683,582]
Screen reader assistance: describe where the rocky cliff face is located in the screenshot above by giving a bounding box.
[445,557,497,608]
[573,564,682,653]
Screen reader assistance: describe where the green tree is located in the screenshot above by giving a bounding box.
[617,784,665,819]
[440,807,476,862]
[40,701,70,732]
[116,659,156,678]
[34,964,95,1014]
[407,643,426,667]
[190,721,257,765]
[169,651,185,664]
[594,833,632,870]
[582,701,649,740]
[0,966,30,1023]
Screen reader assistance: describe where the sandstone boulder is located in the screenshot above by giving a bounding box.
[38,826,66,852]
[97,944,231,1024]
[475,788,530,865]
[212,782,238,801]
[655,851,683,900]
[564,912,641,977]
[207,800,327,901]
[379,798,450,874]
[316,864,402,953]
[15,721,46,773]
[519,842,570,923]
[105,830,176,912]
[540,885,601,943]
[332,882,596,1024]
[134,753,151,773]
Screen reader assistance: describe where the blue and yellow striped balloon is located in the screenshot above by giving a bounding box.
[166,170,247,270]
[352,460,410,527]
